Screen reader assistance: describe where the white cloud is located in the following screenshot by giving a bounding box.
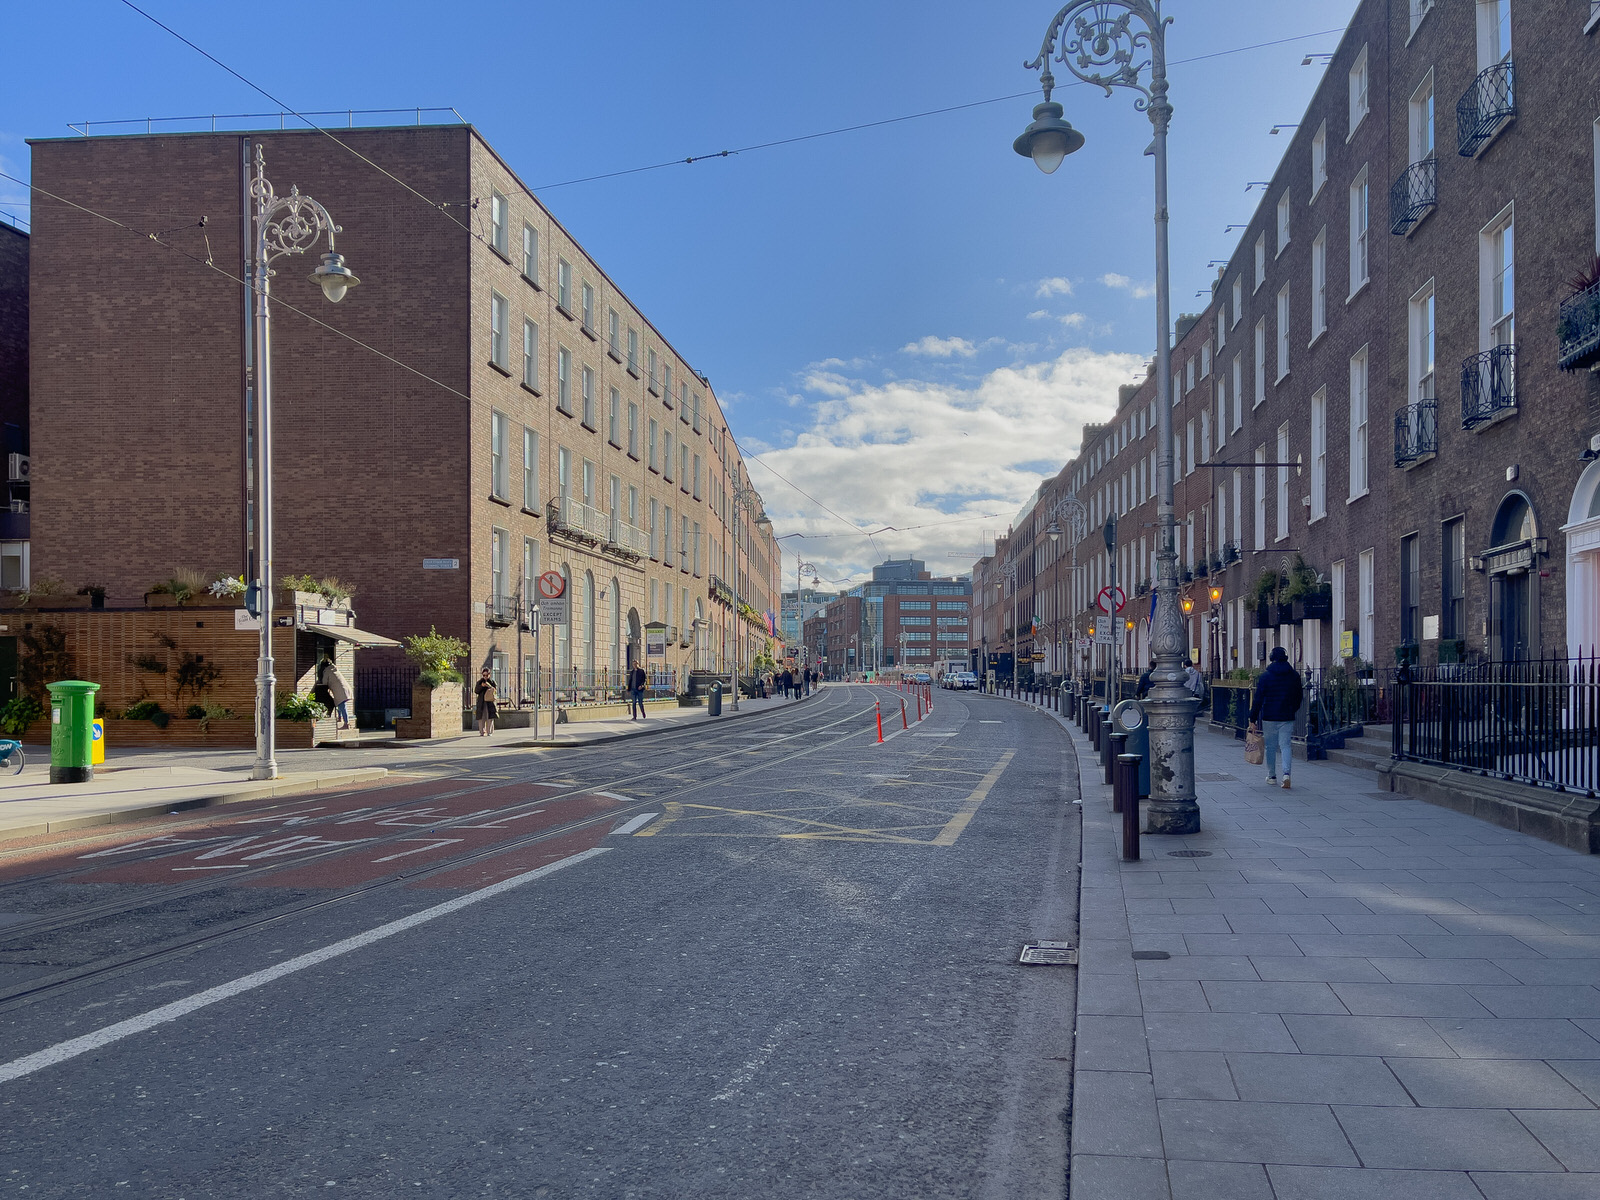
[901,335,977,359]
[1035,277,1074,298]
[1026,309,1051,321]
[1057,312,1087,328]
[1101,273,1155,300]
[758,346,1141,587]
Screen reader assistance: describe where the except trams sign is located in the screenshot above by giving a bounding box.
[535,570,569,626]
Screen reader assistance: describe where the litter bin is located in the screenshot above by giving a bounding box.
[47,680,101,784]
[1109,698,1150,798]
[708,681,723,717]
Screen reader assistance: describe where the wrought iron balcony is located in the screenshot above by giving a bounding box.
[1558,279,1600,372]
[1393,401,1438,468]
[1389,157,1436,235]
[1460,345,1517,430]
[547,495,611,545]
[607,515,649,559]
[485,593,516,627]
[1457,60,1514,158]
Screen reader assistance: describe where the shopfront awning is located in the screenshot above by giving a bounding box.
[314,624,401,649]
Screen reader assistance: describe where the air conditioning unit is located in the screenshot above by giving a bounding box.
[8,500,26,514]
[7,454,28,483]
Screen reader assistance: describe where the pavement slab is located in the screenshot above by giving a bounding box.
[1014,689,1600,1198]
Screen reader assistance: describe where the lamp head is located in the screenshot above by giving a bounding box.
[1045,520,1062,544]
[311,251,360,303]
[1209,585,1223,604]
[1182,596,1195,615]
[1013,101,1085,174]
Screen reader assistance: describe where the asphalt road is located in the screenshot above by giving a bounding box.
[0,685,1082,1198]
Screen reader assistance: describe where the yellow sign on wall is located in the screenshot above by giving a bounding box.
[1340,630,1356,659]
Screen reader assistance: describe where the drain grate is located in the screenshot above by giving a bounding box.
[1019,941,1078,966]
[1167,849,1214,858]
[1131,950,1170,960]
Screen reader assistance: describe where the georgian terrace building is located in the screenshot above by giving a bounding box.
[27,122,782,696]
[979,0,1600,678]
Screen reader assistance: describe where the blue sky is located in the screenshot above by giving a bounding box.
[0,0,1358,587]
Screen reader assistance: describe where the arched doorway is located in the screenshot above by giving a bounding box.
[1487,491,1539,662]
[609,577,621,678]
[1564,460,1600,654]
[583,571,596,680]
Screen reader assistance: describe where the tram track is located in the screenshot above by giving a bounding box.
[0,689,881,1013]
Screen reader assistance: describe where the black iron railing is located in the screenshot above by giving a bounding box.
[1393,654,1600,795]
[485,593,515,626]
[355,664,420,714]
[1461,345,1516,429]
[1558,280,1600,372]
[1457,60,1514,158]
[1389,157,1436,235]
[1393,401,1437,467]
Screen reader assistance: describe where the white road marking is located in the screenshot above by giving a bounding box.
[594,791,633,804]
[609,813,660,837]
[979,720,1003,724]
[711,1020,795,1101]
[0,846,611,1086]
[913,733,959,738]
[371,838,465,863]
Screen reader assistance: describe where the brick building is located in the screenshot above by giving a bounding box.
[817,557,970,675]
[0,219,27,588]
[25,123,782,696]
[978,0,1600,677]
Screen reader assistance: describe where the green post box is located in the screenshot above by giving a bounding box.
[47,680,101,784]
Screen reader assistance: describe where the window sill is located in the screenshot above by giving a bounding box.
[1347,489,1370,505]
[488,494,512,508]
[1346,278,1370,306]
[648,466,660,475]
[1402,202,1436,238]
[1308,327,1327,350]
[1464,116,1514,161]
[607,349,623,364]
[520,382,542,398]
[1347,111,1367,144]
[1310,178,1325,204]
[581,325,597,342]
[608,438,622,450]
[521,506,542,518]
[647,383,660,397]
[628,451,640,462]
[580,421,596,433]
[1275,371,1291,386]
[521,272,542,291]
[627,366,641,380]
[556,304,574,321]
[556,405,574,419]
[1275,241,1290,260]
[489,246,512,266]
[488,361,512,378]
[1588,7,1600,33]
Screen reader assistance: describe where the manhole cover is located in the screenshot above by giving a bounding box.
[1131,950,1170,960]
[1167,850,1213,858]
[1019,941,1078,966]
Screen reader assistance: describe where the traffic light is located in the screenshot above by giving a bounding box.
[244,579,262,618]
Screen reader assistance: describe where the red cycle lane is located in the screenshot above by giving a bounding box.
[7,778,627,891]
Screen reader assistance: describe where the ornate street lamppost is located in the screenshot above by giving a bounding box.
[1014,1,1199,834]
[247,145,359,781]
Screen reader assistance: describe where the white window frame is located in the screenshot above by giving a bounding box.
[1311,120,1328,198]
[1201,340,1212,379]
[1276,423,1291,542]
[1477,0,1512,71]
[1349,167,1370,296]
[1311,228,1328,339]
[1331,559,1346,651]
[1480,201,1515,352]
[1276,284,1291,381]
[1348,45,1370,138]
[1231,356,1243,430]
[1276,190,1291,257]
[521,223,539,283]
[1348,346,1370,501]
[581,281,595,333]
[581,366,595,428]
[1410,0,1435,39]
[1253,319,1266,406]
[523,427,539,511]
[490,410,509,500]
[1216,309,1226,350]
[489,192,508,256]
[556,346,571,414]
[1410,71,1436,165]
[521,319,539,391]
[1359,549,1375,663]
[1215,377,1228,452]
[1254,234,1266,291]
[1231,276,1243,327]
[1310,388,1327,522]
[556,258,572,312]
[1254,445,1267,551]
[489,291,508,370]
[1409,279,1437,405]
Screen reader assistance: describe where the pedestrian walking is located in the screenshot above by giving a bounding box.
[474,667,499,737]
[1183,657,1207,704]
[1248,646,1304,788]
[313,653,353,730]
[781,667,794,699]
[1135,659,1155,700]
[627,661,648,719]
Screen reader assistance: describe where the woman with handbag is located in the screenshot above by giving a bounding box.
[1249,646,1304,788]
[474,667,499,737]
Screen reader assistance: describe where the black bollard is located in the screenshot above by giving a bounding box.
[1117,754,1141,860]
[1108,730,1127,787]
[1100,717,1114,781]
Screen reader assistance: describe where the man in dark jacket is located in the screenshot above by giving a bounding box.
[627,662,648,720]
[1249,646,1304,788]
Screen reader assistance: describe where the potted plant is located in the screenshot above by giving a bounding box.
[145,568,210,607]
[275,690,338,749]
[1284,555,1332,622]
[78,582,107,609]
[23,574,82,608]
[1251,569,1282,628]
[395,626,470,739]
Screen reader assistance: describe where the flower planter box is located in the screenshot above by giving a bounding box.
[143,593,181,608]
[34,595,92,610]
[394,683,466,740]
[275,717,340,748]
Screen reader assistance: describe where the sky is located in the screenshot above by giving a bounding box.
[0,0,1360,590]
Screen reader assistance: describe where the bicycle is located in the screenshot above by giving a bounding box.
[0,740,24,775]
